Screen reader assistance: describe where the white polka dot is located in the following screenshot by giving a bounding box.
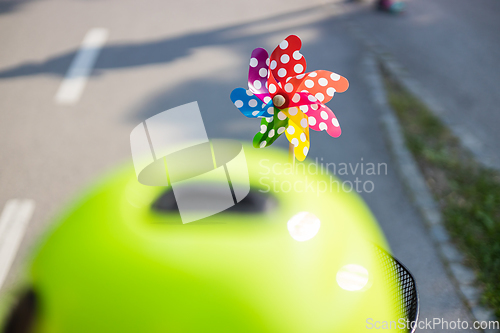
[300,133,306,142]
[260,141,267,148]
[287,126,295,135]
[278,111,287,120]
[278,127,286,134]
[318,78,328,86]
[293,50,302,60]
[269,84,276,94]
[319,122,327,131]
[265,81,268,89]
[330,73,341,81]
[249,99,258,107]
[308,95,317,102]
[268,129,275,138]
[296,73,305,79]
[266,58,270,66]
[311,104,319,110]
[246,90,253,96]
[250,58,258,67]
[267,106,275,114]
[308,72,317,77]
[305,80,314,88]
[288,107,298,116]
[252,111,259,116]
[321,111,328,119]
[315,93,325,102]
[234,100,243,108]
[262,103,266,108]
[303,146,309,156]
[332,118,339,127]
[264,96,272,104]
[291,138,299,147]
[280,40,288,49]
[300,105,309,113]
[292,93,300,103]
[284,83,294,93]
[281,54,290,64]
[327,87,336,96]
[259,68,267,77]
[270,60,277,70]
[294,64,304,73]
[266,116,273,122]
[278,68,287,77]
[309,116,317,126]
[301,89,309,93]
[253,80,262,90]
[260,125,267,133]
[300,118,308,128]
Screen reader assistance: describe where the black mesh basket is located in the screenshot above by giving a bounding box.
[375,246,419,333]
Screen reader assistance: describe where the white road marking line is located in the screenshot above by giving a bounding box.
[0,199,35,291]
[54,28,109,105]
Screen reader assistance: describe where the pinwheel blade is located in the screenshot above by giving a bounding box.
[282,107,310,161]
[269,35,307,82]
[253,110,288,148]
[302,103,341,138]
[295,70,349,104]
[230,87,274,118]
[287,91,321,108]
[248,48,272,104]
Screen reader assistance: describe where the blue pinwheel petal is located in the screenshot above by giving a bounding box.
[230,87,274,118]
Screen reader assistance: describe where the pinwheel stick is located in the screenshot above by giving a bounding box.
[289,142,295,168]
[273,94,295,166]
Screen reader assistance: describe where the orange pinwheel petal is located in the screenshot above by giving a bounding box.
[295,70,349,104]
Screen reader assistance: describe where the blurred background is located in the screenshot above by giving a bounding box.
[1,0,499,331]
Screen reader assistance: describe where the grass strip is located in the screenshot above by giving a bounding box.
[382,68,500,317]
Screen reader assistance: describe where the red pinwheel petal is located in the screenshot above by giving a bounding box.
[295,70,349,104]
[267,71,290,108]
[269,35,306,82]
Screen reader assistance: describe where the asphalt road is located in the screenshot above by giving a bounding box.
[0,0,479,331]
[349,0,500,170]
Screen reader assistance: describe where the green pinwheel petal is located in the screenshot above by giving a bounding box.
[253,109,288,148]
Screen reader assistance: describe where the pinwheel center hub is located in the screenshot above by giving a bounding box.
[273,94,286,108]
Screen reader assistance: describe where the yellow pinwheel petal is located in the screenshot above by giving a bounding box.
[282,107,310,161]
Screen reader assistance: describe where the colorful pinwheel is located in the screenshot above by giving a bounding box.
[230,35,349,161]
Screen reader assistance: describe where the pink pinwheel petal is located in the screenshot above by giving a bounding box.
[302,104,341,138]
[269,35,306,83]
[287,92,321,108]
[248,48,271,103]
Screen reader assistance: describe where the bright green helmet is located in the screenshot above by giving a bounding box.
[3,142,418,333]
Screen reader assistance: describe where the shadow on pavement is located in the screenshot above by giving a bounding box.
[0,5,358,81]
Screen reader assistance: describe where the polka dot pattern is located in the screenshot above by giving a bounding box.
[306,104,341,138]
[230,88,274,118]
[295,70,349,105]
[287,92,321,108]
[266,71,289,108]
[253,111,289,148]
[269,35,306,83]
[283,107,310,161]
[247,47,272,104]
[231,34,349,161]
